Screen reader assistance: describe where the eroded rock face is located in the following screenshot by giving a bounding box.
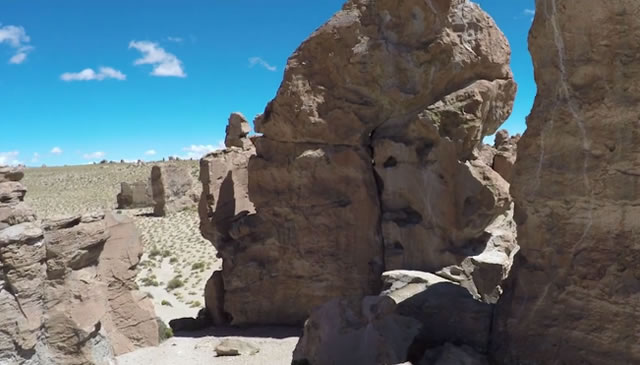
[0,170,157,364]
[225,113,253,150]
[493,1,640,364]
[206,0,516,327]
[151,164,200,216]
[117,181,154,209]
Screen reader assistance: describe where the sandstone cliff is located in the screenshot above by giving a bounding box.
[493,1,640,363]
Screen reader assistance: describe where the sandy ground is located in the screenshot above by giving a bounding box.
[117,327,300,365]
[22,162,300,364]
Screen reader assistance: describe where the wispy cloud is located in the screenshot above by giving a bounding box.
[83,151,105,160]
[182,144,223,159]
[167,36,183,43]
[50,147,63,155]
[523,9,535,21]
[248,57,277,72]
[129,40,186,77]
[61,67,126,82]
[0,151,21,166]
[0,24,33,64]
[144,149,157,156]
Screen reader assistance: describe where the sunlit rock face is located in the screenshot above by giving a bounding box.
[205,0,516,327]
[0,167,158,364]
[493,1,640,363]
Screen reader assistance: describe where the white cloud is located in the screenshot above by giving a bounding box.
[523,9,535,16]
[9,53,26,64]
[50,147,63,155]
[182,144,222,159]
[129,40,186,77]
[31,152,39,163]
[144,149,157,156]
[248,57,277,72]
[0,151,21,166]
[167,37,183,43]
[60,67,126,82]
[83,151,105,160]
[0,25,33,64]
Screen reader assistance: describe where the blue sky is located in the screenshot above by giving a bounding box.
[0,0,535,166]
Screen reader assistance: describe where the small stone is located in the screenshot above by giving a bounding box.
[215,339,259,356]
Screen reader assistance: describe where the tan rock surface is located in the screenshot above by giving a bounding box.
[202,0,517,327]
[224,112,253,150]
[117,181,154,209]
[0,170,158,364]
[151,164,200,216]
[493,1,640,363]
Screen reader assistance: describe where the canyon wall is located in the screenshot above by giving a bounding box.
[493,0,640,363]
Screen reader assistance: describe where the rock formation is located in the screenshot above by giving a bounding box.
[117,181,154,209]
[200,0,517,340]
[198,113,255,323]
[473,129,519,184]
[0,167,158,364]
[493,1,640,363]
[151,164,200,216]
[225,112,253,150]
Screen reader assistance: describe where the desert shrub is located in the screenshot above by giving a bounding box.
[190,300,202,308]
[156,318,173,342]
[169,257,178,264]
[140,277,159,287]
[166,278,184,290]
[191,262,205,270]
[162,249,171,258]
[161,300,173,307]
[149,246,161,258]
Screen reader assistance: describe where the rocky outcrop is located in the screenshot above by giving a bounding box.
[199,113,255,323]
[492,130,519,183]
[98,213,159,355]
[151,164,200,216]
[473,129,519,184]
[293,270,496,364]
[0,166,35,230]
[117,181,153,209]
[0,169,158,364]
[201,0,516,328]
[493,1,640,364]
[225,113,253,150]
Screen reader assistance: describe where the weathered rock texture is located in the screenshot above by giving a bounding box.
[225,113,253,150]
[199,113,255,323]
[493,1,640,364]
[201,0,517,336]
[151,164,200,216]
[117,181,154,209]
[0,168,158,364]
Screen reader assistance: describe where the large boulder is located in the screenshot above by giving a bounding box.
[151,164,200,216]
[116,181,154,209]
[493,1,640,364]
[98,213,159,355]
[293,270,494,365]
[203,0,516,326]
